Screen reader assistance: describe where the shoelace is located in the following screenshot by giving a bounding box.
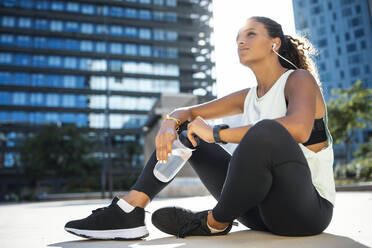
[92,206,109,214]
[177,218,202,238]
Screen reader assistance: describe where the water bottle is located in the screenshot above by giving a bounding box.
[153,130,200,183]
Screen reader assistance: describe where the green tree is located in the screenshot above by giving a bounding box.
[327,80,372,163]
[20,124,100,196]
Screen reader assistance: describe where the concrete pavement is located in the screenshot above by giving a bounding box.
[0,192,371,248]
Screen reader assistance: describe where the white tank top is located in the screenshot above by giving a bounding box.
[241,69,336,205]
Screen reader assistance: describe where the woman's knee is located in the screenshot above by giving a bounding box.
[240,119,285,147]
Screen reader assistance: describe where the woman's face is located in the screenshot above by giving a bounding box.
[236,18,274,66]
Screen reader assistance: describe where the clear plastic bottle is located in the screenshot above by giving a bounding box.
[153,130,199,183]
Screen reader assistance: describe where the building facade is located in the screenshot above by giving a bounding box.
[292,0,372,163]
[0,0,215,198]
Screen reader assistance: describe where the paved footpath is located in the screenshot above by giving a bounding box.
[0,192,371,248]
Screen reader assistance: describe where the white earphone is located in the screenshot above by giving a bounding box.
[272,43,298,69]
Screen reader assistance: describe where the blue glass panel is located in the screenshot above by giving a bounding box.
[0,92,10,104]
[32,55,47,67]
[1,16,15,27]
[48,75,62,87]
[18,17,32,28]
[35,0,49,10]
[20,0,33,8]
[48,56,62,67]
[110,43,123,54]
[13,73,29,85]
[139,28,151,39]
[0,34,14,45]
[154,0,164,5]
[48,38,64,49]
[79,58,92,70]
[62,94,76,107]
[96,24,108,34]
[11,111,27,122]
[31,74,46,86]
[50,20,63,32]
[80,40,93,51]
[12,92,27,105]
[81,4,95,14]
[30,93,43,106]
[166,12,177,22]
[46,93,60,107]
[17,35,31,47]
[139,0,151,3]
[138,10,151,20]
[63,75,76,88]
[51,1,64,11]
[0,53,12,64]
[125,8,138,18]
[124,27,138,37]
[81,23,94,34]
[0,111,9,122]
[4,153,15,167]
[29,112,44,123]
[153,11,164,21]
[76,113,87,127]
[0,72,11,84]
[35,19,48,30]
[110,25,123,36]
[111,6,124,17]
[65,21,79,32]
[2,0,16,7]
[124,44,137,55]
[45,112,59,123]
[77,76,85,88]
[34,37,47,48]
[15,54,31,66]
[64,57,77,69]
[65,39,80,50]
[66,2,79,12]
[61,113,75,123]
[77,95,86,107]
[139,45,151,56]
[96,42,106,53]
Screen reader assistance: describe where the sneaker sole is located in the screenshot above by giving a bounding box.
[64,226,149,240]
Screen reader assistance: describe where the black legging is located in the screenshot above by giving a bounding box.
[132,119,333,236]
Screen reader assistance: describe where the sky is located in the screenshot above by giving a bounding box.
[211,0,296,98]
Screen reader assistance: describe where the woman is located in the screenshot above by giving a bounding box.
[64,16,335,240]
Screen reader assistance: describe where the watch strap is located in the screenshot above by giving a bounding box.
[213,124,229,144]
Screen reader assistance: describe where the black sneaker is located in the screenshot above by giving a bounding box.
[151,207,233,238]
[64,196,149,240]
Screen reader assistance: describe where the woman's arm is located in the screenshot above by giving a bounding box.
[218,70,318,144]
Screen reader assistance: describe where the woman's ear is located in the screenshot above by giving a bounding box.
[272,37,281,51]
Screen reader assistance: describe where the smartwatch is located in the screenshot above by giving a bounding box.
[213,124,229,144]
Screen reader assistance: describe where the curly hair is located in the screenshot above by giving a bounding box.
[250,16,320,86]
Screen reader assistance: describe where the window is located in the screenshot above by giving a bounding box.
[166,0,177,6]
[342,8,352,17]
[35,0,49,10]
[139,45,151,56]
[12,92,27,105]
[110,25,123,35]
[65,39,79,50]
[166,31,177,41]
[139,0,151,3]
[15,54,30,66]
[46,94,59,107]
[111,7,124,17]
[2,16,15,27]
[62,94,75,107]
[81,40,93,51]
[51,1,64,11]
[0,53,12,64]
[166,12,177,22]
[66,2,79,12]
[0,34,13,45]
[350,67,360,77]
[30,93,43,106]
[45,113,59,123]
[153,11,164,21]
[34,37,47,48]
[110,43,123,54]
[139,28,151,39]
[354,29,364,39]
[335,59,340,68]
[63,75,76,88]
[61,113,75,123]
[345,32,350,41]
[365,65,370,74]
[13,73,28,85]
[81,4,95,14]
[35,19,48,30]
[124,27,137,37]
[31,74,46,86]
[346,43,356,52]
[125,8,137,18]
[48,75,61,87]
[355,5,361,13]
[340,70,344,79]
[79,58,92,70]
[96,42,106,53]
[124,44,137,55]
[154,29,165,40]
[19,0,33,8]
[0,72,11,84]
[328,2,332,9]
[65,21,79,32]
[110,60,123,72]
[81,23,94,34]
[332,12,337,20]
[139,10,151,20]
[64,57,77,69]
[50,20,63,31]
[360,40,366,49]
[167,47,177,58]
[17,36,31,47]
[48,56,62,67]
[48,38,64,49]
[33,55,47,67]
[77,96,86,107]
[336,35,340,43]
[311,6,321,14]
[18,17,31,28]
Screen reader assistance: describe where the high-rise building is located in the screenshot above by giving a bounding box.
[292,0,372,163]
[0,0,215,197]
[292,0,372,98]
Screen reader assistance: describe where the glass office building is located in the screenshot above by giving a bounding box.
[292,0,372,163]
[0,0,215,194]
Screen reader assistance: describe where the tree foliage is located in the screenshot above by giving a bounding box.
[20,124,100,186]
[327,80,372,163]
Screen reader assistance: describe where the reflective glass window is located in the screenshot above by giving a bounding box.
[110,43,123,54]
[34,37,47,48]
[62,94,75,107]
[154,0,164,5]
[51,1,64,11]
[81,4,95,14]
[48,56,62,67]
[35,19,48,30]
[138,10,151,20]
[0,72,11,84]
[45,112,59,123]
[77,95,86,107]
[96,42,106,53]
[48,75,61,87]
[81,40,93,51]
[50,20,63,31]
[0,92,10,104]
[110,60,123,72]
[76,114,87,127]
[154,29,165,40]
[139,45,151,56]
[46,93,59,107]
[66,2,79,12]
[65,39,79,50]
[31,74,46,86]
[167,47,178,58]
[48,38,64,49]
[2,16,15,27]
[111,25,123,35]
[166,0,177,6]
[18,17,32,28]
[166,31,177,41]
[81,23,94,34]
[96,24,108,34]
[12,92,27,105]
[35,0,49,10]
[4,153,15,167]
[0,34,14,45]
[139,0,151,3]
[124,44,137,55]
[15,54,30,66]
[65,21,79,32]
[0,53,12,64]
[124,27,137,37]
[17,35,31,47]
[166,12,177,22]
[79,58,92,70]
[64,57,77,69]
[19,0,33,8]
[153,11,164,21]
[125,8,137,18]
[61,113,75,123]
[29,112,44,123]
[30,93,43,106]
[63,75,76,88]
[32,55,47,67]
[139,28,151,39]
[13,73,28,85]
[111,6,124,17]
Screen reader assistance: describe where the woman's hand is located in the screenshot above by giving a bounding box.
[155,120,178,163]
[187,116,215,146]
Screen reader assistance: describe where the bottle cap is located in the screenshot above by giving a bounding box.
[179,130,200,149]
